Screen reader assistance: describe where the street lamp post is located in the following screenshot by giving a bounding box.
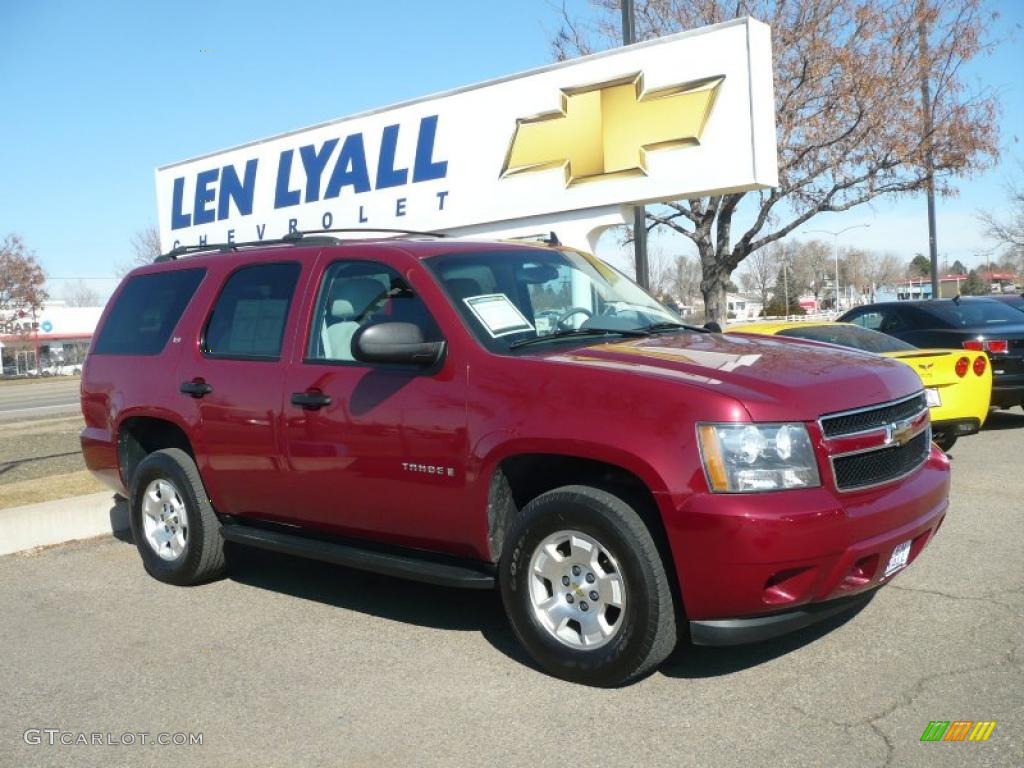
[807,224,871,311]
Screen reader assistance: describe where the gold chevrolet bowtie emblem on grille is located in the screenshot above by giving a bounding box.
[884,418,916,447]
[501,73,724,186]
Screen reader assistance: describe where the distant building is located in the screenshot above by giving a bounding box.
[798,296,818,313]
[876,272,1021,302]
[0,304,103,375]
[727,294,764,320]
[979,271,1021,293]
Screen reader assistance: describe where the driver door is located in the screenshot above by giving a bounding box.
[279,254,472,555]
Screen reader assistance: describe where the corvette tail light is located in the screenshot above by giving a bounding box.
[973,356,987,376]
[962,340,984,351]
[986,339,1009,355]
[955,357,969,378]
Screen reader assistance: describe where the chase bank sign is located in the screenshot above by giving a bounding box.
[156,17,777,252]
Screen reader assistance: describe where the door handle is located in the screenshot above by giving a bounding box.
[291,391,332,409]
[180,380,213,398]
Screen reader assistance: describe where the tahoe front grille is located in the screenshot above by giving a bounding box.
[832,431,931,491]
[820,393,928,438]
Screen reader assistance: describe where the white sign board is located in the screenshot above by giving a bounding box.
[156,17,776,252]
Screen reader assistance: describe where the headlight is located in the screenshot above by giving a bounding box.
[697,423,820,493]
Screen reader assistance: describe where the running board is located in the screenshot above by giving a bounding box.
[219,524,496,590]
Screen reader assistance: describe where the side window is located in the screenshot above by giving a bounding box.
[93,268,206,355]
[880,309,908,333]
[308,260,441,362]
[203,262,300,360]
[848,310,884,331]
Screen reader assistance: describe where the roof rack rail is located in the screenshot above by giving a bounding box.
[155,243,239,262]
[155,238,298,262]
[281,227,447,242]
[154,227,447,262]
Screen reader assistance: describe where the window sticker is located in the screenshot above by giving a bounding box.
[463,294,534,338]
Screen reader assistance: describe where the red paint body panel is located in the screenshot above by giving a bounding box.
[80,240,951,624]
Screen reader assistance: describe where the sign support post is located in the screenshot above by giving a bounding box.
[621,0,650,290]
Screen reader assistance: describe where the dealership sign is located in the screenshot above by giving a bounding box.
[156,17,776,252]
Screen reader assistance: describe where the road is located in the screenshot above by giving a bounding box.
[1,411,1022,768]
[0,379,81,421]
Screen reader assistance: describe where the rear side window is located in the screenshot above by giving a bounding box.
[93,268,206,355]
[203,262,301,360]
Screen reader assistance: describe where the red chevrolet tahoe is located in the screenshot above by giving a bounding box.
[80,234,950,686]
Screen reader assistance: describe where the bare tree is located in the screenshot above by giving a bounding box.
[118,226,162,276]
[648,249,704,309]
[789,239,833,305]
[839,247,874,298]
[554,1,1000,323]
[0,233,47,315]
[672,254,703,306]
[978,164,1024,262]
[647,248,678,296]
[869,252,905,288]
[62,279,101,307]
[737,244,777,308]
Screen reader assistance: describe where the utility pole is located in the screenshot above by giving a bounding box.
[918,0,939,301]
[781,247,790,317]
[621,0,649,289]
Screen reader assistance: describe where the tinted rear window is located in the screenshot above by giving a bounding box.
[93,269,206,355]
[202,262,300,359]
[921,301,1024,327]
[777,324,916,353]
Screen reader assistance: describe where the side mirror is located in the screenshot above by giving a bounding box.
[703,321,723,333]
[352,322,445,366]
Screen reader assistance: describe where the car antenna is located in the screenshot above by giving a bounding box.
[505,231,562,246]
[952,294,961,305]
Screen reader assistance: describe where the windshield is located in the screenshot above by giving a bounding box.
[921,300,1024,328]
[776,324,916,353]
[425,248,681,352]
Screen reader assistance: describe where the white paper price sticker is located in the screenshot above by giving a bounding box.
[463,294,534,338]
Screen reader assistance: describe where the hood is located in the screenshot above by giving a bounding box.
[531,331,923,422]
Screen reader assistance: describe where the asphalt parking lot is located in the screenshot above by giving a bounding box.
[1,412,1022,768]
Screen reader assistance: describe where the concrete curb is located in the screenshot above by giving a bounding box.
[0,492,130,557]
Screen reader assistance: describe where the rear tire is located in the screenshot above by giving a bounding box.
[499,485,676,686]
[129,448,226,586]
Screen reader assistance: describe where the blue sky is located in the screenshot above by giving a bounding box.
[1,0,1021,302]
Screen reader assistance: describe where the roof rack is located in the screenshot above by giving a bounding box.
[154,227,446,262]
[281,227,446,242]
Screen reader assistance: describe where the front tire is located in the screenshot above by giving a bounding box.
[129,448,226,586]
[933,433,957,452]
[500,485,676,686]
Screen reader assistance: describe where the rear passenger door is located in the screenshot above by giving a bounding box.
[176,261,304,518]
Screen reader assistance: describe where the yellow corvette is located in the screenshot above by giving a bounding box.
[729,321,992,451]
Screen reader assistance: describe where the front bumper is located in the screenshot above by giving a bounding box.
[991,373,1024,408]
[931,417,981,438]
[690,589,876,646]
[664,445,950,624]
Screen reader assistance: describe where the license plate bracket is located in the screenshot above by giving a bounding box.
[884,539,912,577]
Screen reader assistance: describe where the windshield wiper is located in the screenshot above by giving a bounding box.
[641,321,706,334]
[509,327,650,350]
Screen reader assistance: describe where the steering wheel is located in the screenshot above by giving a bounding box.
[556,307,593,329]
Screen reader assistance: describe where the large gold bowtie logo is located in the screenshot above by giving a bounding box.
[501,73,724,187]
